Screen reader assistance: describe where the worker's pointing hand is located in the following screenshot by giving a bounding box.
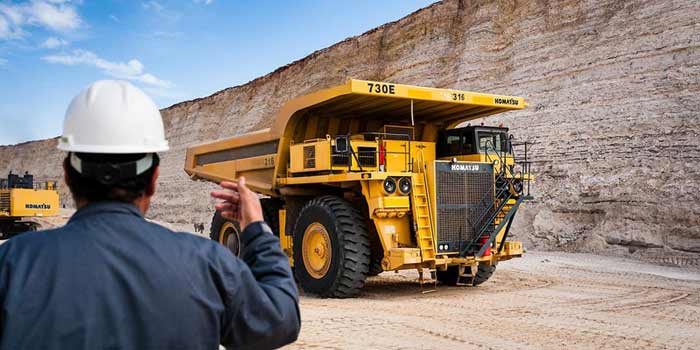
[210,176,264,231]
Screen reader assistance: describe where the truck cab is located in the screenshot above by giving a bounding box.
[437,125,509,159]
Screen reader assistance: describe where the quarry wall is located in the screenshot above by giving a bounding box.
[2,0,699,264]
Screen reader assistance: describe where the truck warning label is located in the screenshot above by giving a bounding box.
[494,97,519,106]
[25,203,51,209]
[367,82,396,95]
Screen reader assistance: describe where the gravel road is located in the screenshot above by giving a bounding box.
[288,252,700,350]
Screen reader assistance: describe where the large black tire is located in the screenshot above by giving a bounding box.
[436,263,497,286]
[293,195,370,298]
[0,221,38,240]
[436,266,460,286]
[260,198,282,237]
[472,263,497,286]
[366,221,385,277]
[209,211,241,256]
[367,259,384,277]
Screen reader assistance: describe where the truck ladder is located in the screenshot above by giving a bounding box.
[411,154,436,263]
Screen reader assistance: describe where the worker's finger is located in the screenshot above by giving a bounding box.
[210,190,240,202]
[220,210,236,219]
[237,176,251,195]
[211,190,239,201]
[219,181,240,191]
[215,202,235,211]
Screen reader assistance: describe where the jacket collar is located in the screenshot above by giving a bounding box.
[68,201,143,223]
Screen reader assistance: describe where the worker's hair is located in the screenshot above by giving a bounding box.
[64,153,160,203]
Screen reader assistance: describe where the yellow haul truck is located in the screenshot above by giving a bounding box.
[185,79,533,297]
[0,172,59,239]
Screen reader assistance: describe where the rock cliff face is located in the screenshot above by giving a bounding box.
[2,0,699,264]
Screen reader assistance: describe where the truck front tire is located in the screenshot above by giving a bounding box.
[209,211,241,256]
[436,263,497,286]
[260,198,282,237]
[293,195,370,298]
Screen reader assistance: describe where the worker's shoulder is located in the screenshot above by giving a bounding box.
[0,226,64,257]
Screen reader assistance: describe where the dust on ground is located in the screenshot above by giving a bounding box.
[22,215,700,349]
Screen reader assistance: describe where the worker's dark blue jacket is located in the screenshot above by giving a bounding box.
[0,201,300,350]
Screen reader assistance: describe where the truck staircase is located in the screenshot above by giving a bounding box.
[460,139,532,258]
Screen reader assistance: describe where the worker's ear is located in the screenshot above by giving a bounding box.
[145,166,159,197]
[62,158,71,187]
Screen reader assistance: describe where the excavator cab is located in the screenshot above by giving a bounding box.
[1,172,59,239]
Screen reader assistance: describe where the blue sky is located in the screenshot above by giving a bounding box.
[0,0,434,145]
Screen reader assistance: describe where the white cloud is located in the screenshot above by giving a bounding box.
[0,58,7,65]
[40,36,68,48]
[109,14,119,22]
[0,16,9,37]
[0,4,23,25]
[0,8,23,39]
[141,1,180,22]
[42,49,174,88]
[193,0,214,4]
[142,1,164,12]
[28,1,81,31]
[0,0,82,39]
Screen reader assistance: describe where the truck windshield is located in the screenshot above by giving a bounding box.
[477,132,506,152]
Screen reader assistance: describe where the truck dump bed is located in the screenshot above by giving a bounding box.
[184,79,526,195]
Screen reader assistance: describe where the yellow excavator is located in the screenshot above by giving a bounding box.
[0,172,59,239]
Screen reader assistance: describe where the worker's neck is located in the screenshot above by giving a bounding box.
[76,196,151,215]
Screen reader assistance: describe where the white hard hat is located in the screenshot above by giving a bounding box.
[57,80,169,154]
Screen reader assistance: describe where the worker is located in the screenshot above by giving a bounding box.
[0,80,300,349]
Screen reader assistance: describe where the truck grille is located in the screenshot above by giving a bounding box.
[303,145,316,169]
[357,147,377,167]
[435,161,494,253]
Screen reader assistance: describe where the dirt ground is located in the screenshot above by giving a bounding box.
[25,212,700,349]
[288,252,700,350]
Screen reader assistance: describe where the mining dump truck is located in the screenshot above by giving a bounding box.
[185,79,533,297]
[0,172,59,239]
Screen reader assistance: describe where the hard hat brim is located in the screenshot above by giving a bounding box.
[57,142,169,154]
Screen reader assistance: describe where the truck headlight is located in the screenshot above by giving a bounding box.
[383,177,397,195]
[398,177,411,195]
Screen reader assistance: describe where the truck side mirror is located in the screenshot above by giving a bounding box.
[335,135,349,153]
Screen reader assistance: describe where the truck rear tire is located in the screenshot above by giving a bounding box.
[209,211,241,256]
[293,195,370,298]
[436,263,497,286]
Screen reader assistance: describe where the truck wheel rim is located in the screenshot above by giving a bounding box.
[220,222,240,256]
[302,222,332,279]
